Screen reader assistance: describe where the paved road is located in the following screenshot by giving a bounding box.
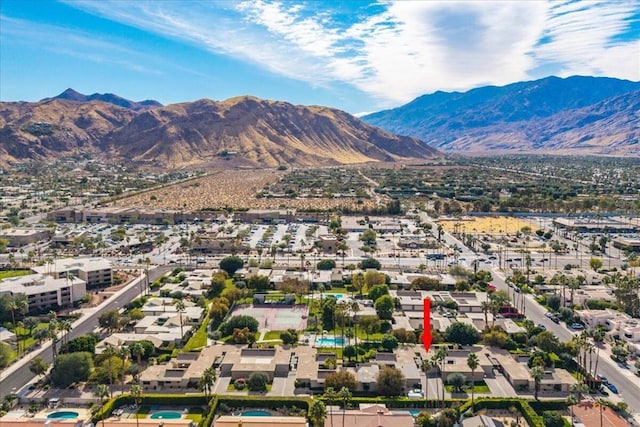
[0,266,172,400]
[491,268,640,414]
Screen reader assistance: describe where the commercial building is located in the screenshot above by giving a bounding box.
[553,217,637,234]
[0,227,52,247]
[0,274,86,312]
[612,236,640,252]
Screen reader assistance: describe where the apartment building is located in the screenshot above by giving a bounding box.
[0,274,86,312]
[31,257,112,289]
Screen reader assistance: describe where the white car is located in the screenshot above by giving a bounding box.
[408,389,424,398]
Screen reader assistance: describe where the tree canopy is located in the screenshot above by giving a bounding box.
[377,366,405,396]
[445,323,480,346]
[221,315,259,336]
[374,294,395,320]
[219,256,244,276]
[50,352,93,387]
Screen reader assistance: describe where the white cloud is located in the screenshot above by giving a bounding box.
[62,0,640,108]
[532,1,640,78]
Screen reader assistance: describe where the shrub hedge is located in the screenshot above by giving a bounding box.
[216,395,311,411]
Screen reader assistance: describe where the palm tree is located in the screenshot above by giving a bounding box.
[104,344,117,398]
[48,318,60,360]
[324,387,338,427]
[16,320,25,355]
[339,386,352,427]
[7,296,27,331]
[421,358,435,407]
[336,301,349,355]
[434,346,447,408]
[118,345,129,394]
[309,400,327,427]
[175,299,186,346]
[481,301,491,330]
[199,367,217,400]
[350,301,360,347]
[95,384,110,427]
[570,382,588,403]
[531,365,544,400]
[467,353,479,413]
[596,398,607,427]
[129,342,144,383]
[130,385,143,427]
[59,320,72,348]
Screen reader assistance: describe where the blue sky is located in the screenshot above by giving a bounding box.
[1,0,639,114]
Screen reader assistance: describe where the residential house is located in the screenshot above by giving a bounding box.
[324,404,414,427]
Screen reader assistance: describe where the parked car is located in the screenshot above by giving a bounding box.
[597,374,608,383]
[605,382,618,394]
[537,324,546,330]
[408,389,424,398]
[570,323,585,330]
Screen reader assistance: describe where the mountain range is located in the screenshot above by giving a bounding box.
[362,76,640,155]
[1,76,638,168]
[0,90,439,168]
[42,88,163,111]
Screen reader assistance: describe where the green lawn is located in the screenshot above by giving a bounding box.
[226,383,272,393]
[135,405,151,419]
[12,323,49,355]
[186,407,204,422]
[0,269,31,280]
[183,315,210,351]
[263,331,283,340]
[445,381,491,394]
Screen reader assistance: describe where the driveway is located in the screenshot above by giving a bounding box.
[484,371,515,398]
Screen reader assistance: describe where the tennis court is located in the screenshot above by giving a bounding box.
[230,304,309,330]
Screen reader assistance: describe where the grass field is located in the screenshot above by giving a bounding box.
[438,216,538,235]
[183,315,210,351]
[186,407,204,422]
[262,331,283,341]
[445,381,491,394]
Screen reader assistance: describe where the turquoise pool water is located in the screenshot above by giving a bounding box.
[409,410,421,417]
[150,411,182,419]
[316,337,345,346]
[322,293,344,299]
[47,411,79,419]
[241,410,271,416]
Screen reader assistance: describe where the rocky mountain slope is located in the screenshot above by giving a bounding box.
[0,93,440,168]
[362,76,640,155]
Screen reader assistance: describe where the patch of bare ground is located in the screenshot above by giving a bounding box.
[115,169,377,211]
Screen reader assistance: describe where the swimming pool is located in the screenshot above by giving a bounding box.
[241,410,272,416]
[316,337,345,346]
[322,293,344,299]
[149,411,183,419]
[47,411,79,419]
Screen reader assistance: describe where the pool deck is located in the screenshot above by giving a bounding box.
[0,407,194,427]
[0,407,92,426]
